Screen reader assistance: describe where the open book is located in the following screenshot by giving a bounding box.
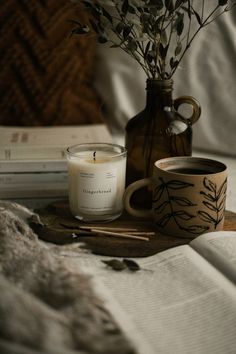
[66,230,236,354]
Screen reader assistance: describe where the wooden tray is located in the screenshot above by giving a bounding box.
[35,200,236,258]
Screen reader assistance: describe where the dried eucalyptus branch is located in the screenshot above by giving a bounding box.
[71,0,236,79]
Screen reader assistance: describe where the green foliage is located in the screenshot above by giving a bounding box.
[72,0,235,79]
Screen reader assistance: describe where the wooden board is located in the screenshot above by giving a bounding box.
[35,200,236,258]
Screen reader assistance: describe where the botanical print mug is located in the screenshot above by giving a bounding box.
[123,157,227,239]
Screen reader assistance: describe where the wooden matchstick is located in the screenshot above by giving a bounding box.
[79,226,139,232]
[123,231,155,236]
[90,228,149,241]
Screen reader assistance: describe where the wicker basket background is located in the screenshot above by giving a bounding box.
[0,0,103,126]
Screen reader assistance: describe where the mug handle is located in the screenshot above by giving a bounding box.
[174,96,201,125]
[123,178,153,218]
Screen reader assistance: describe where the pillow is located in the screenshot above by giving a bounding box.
[174,6,236,156]
[94,45,146,136]
[0,0,103,126]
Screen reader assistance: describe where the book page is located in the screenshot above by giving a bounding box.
[0,125,112,160]
[62,245,236,354]
[190,231,236,284]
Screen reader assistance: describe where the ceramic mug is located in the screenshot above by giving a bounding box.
[123,157,227,238]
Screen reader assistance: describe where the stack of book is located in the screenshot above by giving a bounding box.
[0,124,112,207]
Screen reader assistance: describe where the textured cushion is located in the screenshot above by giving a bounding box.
[0,0,103,126]
[174,6,236,156]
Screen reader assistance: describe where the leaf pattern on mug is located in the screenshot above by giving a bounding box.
[202,202,219,212]
[170,196,197,207]
[165,180,194,190]
[153,183,165,202]
[185,225,209,234]
[198,177,227,229]
[155,213,172,227]
[203,178,217,193]
[154,200,170,214]
[198,211,216,224]
[153,177,207,235]
[173,210,195,221]
[153,179,194,204]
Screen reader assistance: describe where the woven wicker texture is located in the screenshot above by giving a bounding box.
[0,0,103,126]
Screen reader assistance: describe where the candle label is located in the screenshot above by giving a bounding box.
[77,169,117,212]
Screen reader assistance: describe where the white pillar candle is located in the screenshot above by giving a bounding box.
[66,143,127,222]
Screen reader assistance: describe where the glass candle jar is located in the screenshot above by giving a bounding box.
[66,143,127,222]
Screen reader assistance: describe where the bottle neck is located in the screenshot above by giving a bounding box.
[145,79,173,108]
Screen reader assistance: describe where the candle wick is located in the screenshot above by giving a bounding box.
[93,151,96,162]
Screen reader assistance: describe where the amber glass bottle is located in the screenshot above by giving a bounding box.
[125,79,201,207]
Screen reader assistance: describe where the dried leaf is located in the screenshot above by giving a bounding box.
[170,57,179,69]
[159,43,168,59]
[122,0,129,15]
[193,8,202,26]
[116,22,124,34]
[102,6,113,22]
[102,259,126,271]
[219,0,228,6]
[144,41,151,59]
[165,0,174,13]
[127,39,138,52]
[123,25,132,39]
[173,13,184,36]
[102,258,141,272]
[174,41,182,56]
[175,0,185,9]
[98,34,108,43]
[123,259,140,271]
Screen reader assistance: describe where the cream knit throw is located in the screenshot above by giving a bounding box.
[0,202,134,354]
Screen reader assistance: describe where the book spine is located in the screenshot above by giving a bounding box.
[3,197,67,210]
[0,147,66,160]
[0,188,68,199]
[0,124,112,160]
[0,172,68,187]
[0,160,67,173]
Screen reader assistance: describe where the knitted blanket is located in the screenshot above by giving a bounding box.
[0,202,134,354]
[0,1,103,126]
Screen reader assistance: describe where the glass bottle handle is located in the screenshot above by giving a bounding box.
[173,96,201,125]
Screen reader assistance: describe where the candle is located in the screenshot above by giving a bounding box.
[66,143,127,222]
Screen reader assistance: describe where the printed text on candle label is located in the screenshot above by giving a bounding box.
[77,170,117,212]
